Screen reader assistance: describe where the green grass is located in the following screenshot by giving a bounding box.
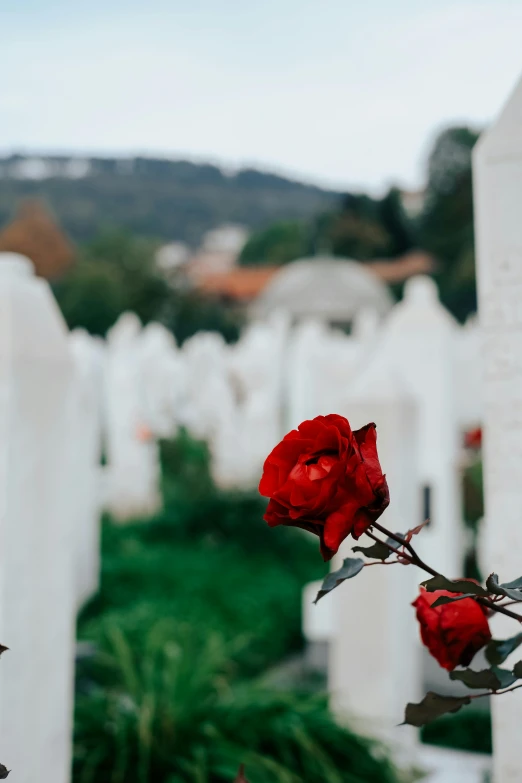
[74,432,400,782]
[74,622,399,783]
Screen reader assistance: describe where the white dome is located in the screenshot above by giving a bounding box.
[250,256,394,323]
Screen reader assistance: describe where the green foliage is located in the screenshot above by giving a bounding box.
[53,230,243,342]
[327,188,415,261]
[239,221,309,266]
[161,289,243,345]
[75,431,399,782]
[417,126,480,321]
[74,623,399,783]
[463,460,483,530]
[421,709,492,754]
[403,692,471,728]
[79,431,326,676]
[53,230,170,337]
[0,156,337,245]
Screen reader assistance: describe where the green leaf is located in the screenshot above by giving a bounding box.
[449,668,502,690]
[513,660,522,679]
[313,557,365,604]
[352,541,391,560]
[421,575,489,597]
[402,692,471,728]
[491,667,518,690]
[485,633,522,666]
[431,594,477,608]
[486,573,522,602]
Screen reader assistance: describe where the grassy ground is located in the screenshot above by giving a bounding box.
[73,433,400,783]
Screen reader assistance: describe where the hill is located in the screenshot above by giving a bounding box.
[0,155,339,246]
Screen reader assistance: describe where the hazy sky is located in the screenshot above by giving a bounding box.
[1,0,521,191]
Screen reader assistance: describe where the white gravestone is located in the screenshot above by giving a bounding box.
[69,329,105,609]
[328,361,421,762]
[378,276,464,579]
[473,73,522,783]
[0,253,77,782]
[104,313,161,522]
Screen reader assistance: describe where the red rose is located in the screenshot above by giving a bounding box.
[413,587,491,671]
[258,414,389,561]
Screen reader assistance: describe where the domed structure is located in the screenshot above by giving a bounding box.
[249,256,394,327]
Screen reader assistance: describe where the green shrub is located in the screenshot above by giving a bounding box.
[421,709,491,754]
[74,623,400,783]
[79,432,326,675]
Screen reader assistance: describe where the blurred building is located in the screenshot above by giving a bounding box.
[250,256,394,327]
[0,199,75,279]
[191,250,434,310]
[187,224,249,280]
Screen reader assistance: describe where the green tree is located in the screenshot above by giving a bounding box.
[417,126,480,321]
[53,230,170,336]
[239,220,308,266]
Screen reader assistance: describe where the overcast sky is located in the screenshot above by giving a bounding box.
[1,0,521,192]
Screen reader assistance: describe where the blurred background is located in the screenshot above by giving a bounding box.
[1,2,521,781]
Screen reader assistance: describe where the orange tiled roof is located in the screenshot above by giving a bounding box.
[193,251,434,302]
[195,267,279,300]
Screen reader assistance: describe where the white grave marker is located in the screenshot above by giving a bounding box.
[474,73,522,783]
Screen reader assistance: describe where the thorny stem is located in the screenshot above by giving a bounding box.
[368,522,522,624]
[469,683,522,701]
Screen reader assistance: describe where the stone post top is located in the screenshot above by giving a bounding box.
[403,275,439,303]
[0,252,35,278]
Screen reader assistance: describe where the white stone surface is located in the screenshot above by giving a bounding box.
[418,746,491,783]
[328,361,422,761]
[0,253,77,782]
[104,313,161,522]
[474,72,522,783]
[69,329,105,608]
[302,581,333,643]
[378,276,464,578]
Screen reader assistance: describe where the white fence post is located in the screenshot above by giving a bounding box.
[0,253,76,782]
[474,74,522,783]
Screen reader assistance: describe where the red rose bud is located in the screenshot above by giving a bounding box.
[464,427,482,450]
[258,414,389,561]
[413,587,492,671]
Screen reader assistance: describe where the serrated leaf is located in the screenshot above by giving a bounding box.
[234,764,249,783]
[421,575,489,597]
[402,692,471,727]
[449,668,501,690]
[0,765,9,779]
[485,633,522,666]
[313,557,364,604]
[490,666,518,690]
[513,660,522,679]
[486,573,522,602]
[352,540,391,560]
[431,593,477,608]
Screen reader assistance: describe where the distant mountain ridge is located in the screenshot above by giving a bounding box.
[0,154,340,246]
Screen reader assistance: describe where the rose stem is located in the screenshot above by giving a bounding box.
[367,523,522,624]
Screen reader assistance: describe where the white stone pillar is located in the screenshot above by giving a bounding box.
[0,253,76,782]
[378,276,464,579]
[473,73,522,783]
[69,329,104,609]
[328,362,421,762]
